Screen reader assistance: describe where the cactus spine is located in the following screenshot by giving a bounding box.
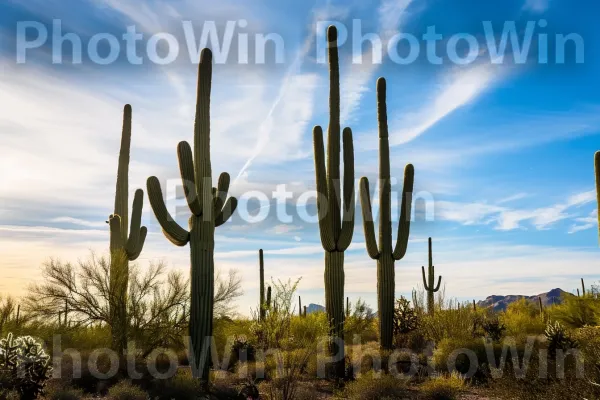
[259,249,267,321]
[359,78,415,350]
[108,105,147,351]
[422,237,442,315]
[146,49,238,384]
[312,25,355,377]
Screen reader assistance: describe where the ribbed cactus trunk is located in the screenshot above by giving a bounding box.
[312,26,355,379]
[147,49,237,386]
[360,78,414,350]
[108,105,147,353]
[259,250,266,321]
[422,238,442,315]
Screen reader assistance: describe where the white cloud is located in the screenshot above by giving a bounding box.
[569,209,598,234]
[436,190,596,231]
[523,0,549,13]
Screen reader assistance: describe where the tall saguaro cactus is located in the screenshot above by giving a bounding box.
[360,78,415,350]
[422,237,442,315]
[146,49,238,384]
[312,25,355,378]
[108,105,147,352]
[259,249,265,320]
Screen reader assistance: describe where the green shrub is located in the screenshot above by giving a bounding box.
[393,297,419,335]
[151,369,202,400]
[549,295,600,328]
[420,372,465,400]
[420,307,480,343]
[45,386,86,400]
[107,381,147,400]
[340,373,409,399]
[501,299,546,336]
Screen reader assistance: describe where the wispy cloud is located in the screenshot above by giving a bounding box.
[389,61,507,147]
[437,190,596,231]
[340,0,414,124]
[523,0,550,13]
[569,209,598,234]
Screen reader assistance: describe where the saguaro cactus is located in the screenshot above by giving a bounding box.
[312,25,355,378]
[108,105,147,351]
[147,49,237,384]
[259,249,267,321]
[581,278,587,297]
[299,296,302,317]
[360,77,415,350]
[422,237,442,315]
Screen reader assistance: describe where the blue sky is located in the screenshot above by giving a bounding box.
[0,0,599,315]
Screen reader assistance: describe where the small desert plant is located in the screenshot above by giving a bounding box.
[340,373,409,399]
[394,296,419,335]
[481,317,506,342]
[420,372,465,400]
[151,369,203,400]
[107,380,147,400]
[501,299,546,336]
[545,320,578,356]
[344,298,377,342]
[45,386,86,400]
[0,333,52,399]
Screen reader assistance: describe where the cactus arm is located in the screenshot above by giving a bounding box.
[127,227,147,260]
[421,266,430,291]
[596,151,600,245]
[337,127,355,251]
[213,172,230,215]
[194,49,213,219]
[125,189,146,258]
[147,176,190,246]
[109,215,124,250]
[359,177,380,259]
[313,126,336,252]
[215,197,238,227]
[434,275,442,292]
[177,141,202,216]
[393,164,415,260]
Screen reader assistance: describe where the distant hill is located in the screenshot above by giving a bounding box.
[306,303,326,314]
[477,288,572,312]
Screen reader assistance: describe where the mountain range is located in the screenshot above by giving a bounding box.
[475,288,572,312]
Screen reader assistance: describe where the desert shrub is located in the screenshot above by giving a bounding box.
[480,317,506,342]
[106,380,147,400]
[0,333,52,399]
[230,335,256,365]
[393,297,419,335]
[420,371,465,400]
[0,391,20,400]
[340,373,408,399]
[344,299,377,342]
[289,312,328,346]
[150,369,202,400]
[501,299,546,336]
[44,386,85,400]
[544,321,578,356]
[549,295,600,328]
[420,306,479,343]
